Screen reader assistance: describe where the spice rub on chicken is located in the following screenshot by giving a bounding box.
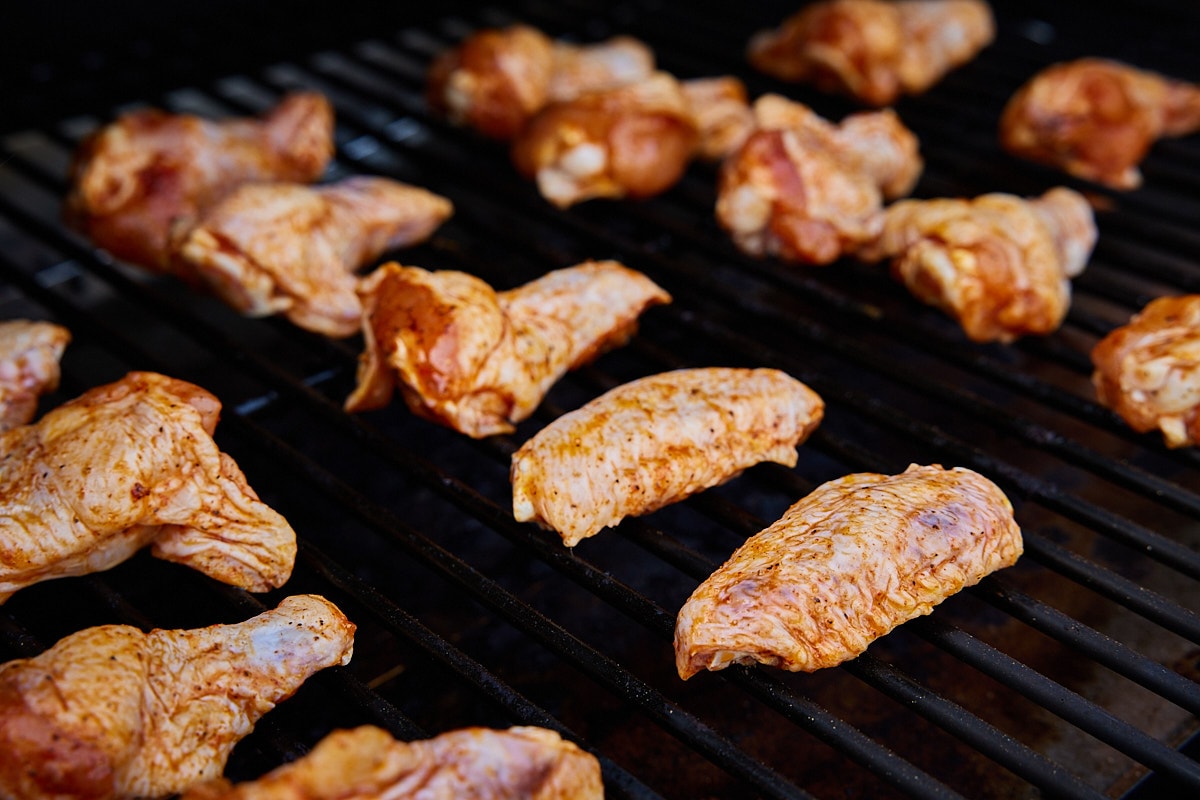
[345,260,670,438]
[0,320,70,433]
[65,92,334,272]
[0,371,296,602]
[1000,58,1200,190]
[172,177,453,337]
[857,187,1097,343]
[675,464,1022,678]
[181,725,603,800]
[748,0,995,106]
[0,595,355,800]
[511,367,825,547]
[680,76,756,162]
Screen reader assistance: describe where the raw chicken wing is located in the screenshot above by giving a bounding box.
[675,464,1022,677]
[681,76,756,162]
[0,320,70,432]
[172,177,454,337]
[511,367,825,547]
[0,371,296,602]
[345,260,670,438]
[181,725,602,800]
[65,92,334,272]
[0,594,355,800]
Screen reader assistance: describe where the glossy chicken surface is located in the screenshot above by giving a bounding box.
[182,725,603,800]
[675,464,1022,677]
[1092,295,1200,448]
[748,0,995,106]
[1000,58,1200,190]
[858,187,1096,342]
[511,367,825,547]
[345,260,670,437]
[0,595,355,800]
[0,371,296,602]
[172,177,454,337]
[681,76,756,162]
[0,320,70,433]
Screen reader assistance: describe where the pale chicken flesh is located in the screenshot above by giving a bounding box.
[181,725,603,800]
[675,464,1022,678]
[345,260,670,438]
[0,371,296,602]
[511,367,825,547]
[680,76,756,162]
[1000,58,1200,190]
[172,177,454,337]
[0,320,70,433]
[0,594,355,800]
[65,92,334,272]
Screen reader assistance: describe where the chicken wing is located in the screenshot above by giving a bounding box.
[0,371,296,602]
[65,92,334,272]
[511,367,825,547]
[171,177,454,337]
[681,76,756,162]
[747,0,995,106]
[345,260,670,438]
[675,464,1022,678]
[999,58,1200,190]
[857,187,1097,342]
[0,594,355,800]
[1091,295,1200,448]
[181,725,602,800]
[0,320,70,433]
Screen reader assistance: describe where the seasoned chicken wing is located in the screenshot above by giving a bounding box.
[171,177,453,337]
[675,464,1022,678]
[0,371,296,602]
[1000,58,1200,190]
[0,594,355,800]
[748,0,995,106]
[65,92,334,272]
[511,367,825,547]
[345,260,670,438]
[857,187,1097,342]
[0,320,70,433]
[681,76,756,162]
[1091,295,1200,448]
[181,725,602,800]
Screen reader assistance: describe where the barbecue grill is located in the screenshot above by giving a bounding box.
[2,1,1199,797]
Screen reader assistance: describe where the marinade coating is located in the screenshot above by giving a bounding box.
[0,320,70,432]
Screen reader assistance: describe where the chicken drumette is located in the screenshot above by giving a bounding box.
[0,320,70,433]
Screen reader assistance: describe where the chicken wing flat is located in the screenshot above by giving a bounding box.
[0,594,355,800]
[65,92,334,272]
[1000,58,1200,190]
[747,0,995,106]
[172,177,454,338]
[0,320,70,433]
[345,260,670,438]
[511,367,825,547]
[857,187,1097,343]
[1091,295,1200,448]
[181,725,602,800]
[675,464,1022,678]
[0,371,295,602]
[681,76,756,162]
[511,72,699,208]
[717,94,921,265]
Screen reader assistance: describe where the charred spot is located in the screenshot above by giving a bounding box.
[130,482,149,500]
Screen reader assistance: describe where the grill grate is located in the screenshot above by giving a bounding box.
[2,1,1200,798]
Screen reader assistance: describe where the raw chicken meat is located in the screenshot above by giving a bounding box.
[0,319,70,432]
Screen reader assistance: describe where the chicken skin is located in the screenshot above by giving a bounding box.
[65,92,334,272]
[0,320,70,433]
[181,725,602,800]
[0,371,296,602]
[717,94,921,265]
[748,0,995,106]
[171,177,454,337]
[511,367,825,547]
[681,76,757,162]
[0,594,355,800]
[675,464,1022,678]
[1091,295,1200,448]
[857,187,1097,343]
[345,260,670,438]
[1000,58,1200,190]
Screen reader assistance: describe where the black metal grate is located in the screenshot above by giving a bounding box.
[2,1,1199,797]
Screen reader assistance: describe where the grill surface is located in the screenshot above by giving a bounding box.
[3,1,1200,798]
